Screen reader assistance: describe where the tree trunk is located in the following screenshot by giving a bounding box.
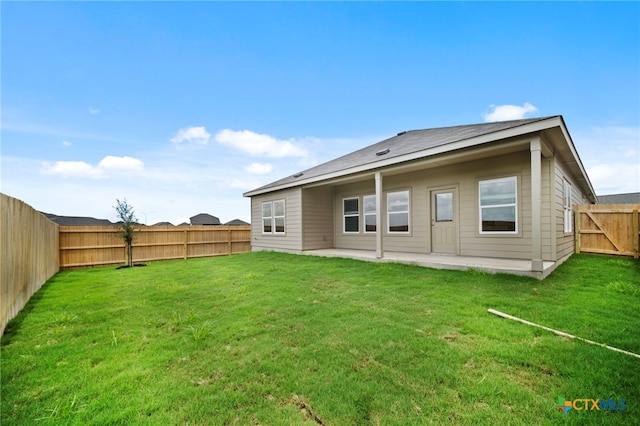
[127,242,133,267]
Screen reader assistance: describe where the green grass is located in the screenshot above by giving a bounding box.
[2,252,639,425]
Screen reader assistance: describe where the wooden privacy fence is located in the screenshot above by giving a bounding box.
[1,194,60,335]
[59,225,252,268]
[575,204,640,258]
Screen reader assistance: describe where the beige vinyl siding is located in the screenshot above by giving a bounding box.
[392,151,534,259]
[380,178,429,253]
[302,186,334,250]
[250,188,302,252]
[329,150,549,260]
[250,140,585,263]
[554,160,586,259]
[333,181,377,250]
[458,156,532,259]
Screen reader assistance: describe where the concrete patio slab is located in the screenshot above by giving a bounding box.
[300,249,558,279]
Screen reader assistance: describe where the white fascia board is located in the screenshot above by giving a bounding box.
[244,117,561,197]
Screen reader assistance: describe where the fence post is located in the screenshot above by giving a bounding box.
[228,227,232,255]
[184,229,188,260]
[633,209,639,259]
[574,207,581,254]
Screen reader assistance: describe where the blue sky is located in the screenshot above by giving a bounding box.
[2,2,639,225]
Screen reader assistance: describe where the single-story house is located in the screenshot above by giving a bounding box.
[244,116,597,278]
[190,213,221,226]
[597,192,640,204]
[225,218,250,226]
[42,213,113,226]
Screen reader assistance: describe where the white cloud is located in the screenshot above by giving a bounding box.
[483,103,538,122]
[42,156,144,179]
[43,160,103,178]
[62,140,72,147]
[98,156,144,172]
[88,107,100,115]
[215,129,308,157]
[245,162,273,174]
[4,132,376,226]
[170,126,211,145]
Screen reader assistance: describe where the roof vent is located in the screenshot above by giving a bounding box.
[375,148,390,156]
[397,131,407,136]
[292,172,303,178]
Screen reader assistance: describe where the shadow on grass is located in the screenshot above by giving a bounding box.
[1,279,53,346]
[115,263,147,270]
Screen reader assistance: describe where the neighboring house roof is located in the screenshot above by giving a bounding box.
[224,219,250,226]
[244,116,596,202]
[190,213,221,225]
[152,221,174,226]
[597,192,640,204]
[178,222,190,226]
[42,213,113,226]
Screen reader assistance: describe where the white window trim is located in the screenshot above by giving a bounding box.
[363,194,377,234]
[478,176,518,235]
[273,199,286,235]
[343,197,360,234]
[387,190,410,234]
[261,200,285,235]
[261,202,272,235]
[563,180,573,234]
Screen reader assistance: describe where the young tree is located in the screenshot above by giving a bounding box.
[114,198,138,268]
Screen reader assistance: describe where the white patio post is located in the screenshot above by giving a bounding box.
[375,171,384,259]
[530,138,544,272]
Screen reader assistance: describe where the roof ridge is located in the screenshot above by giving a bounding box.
[402,115,558,133]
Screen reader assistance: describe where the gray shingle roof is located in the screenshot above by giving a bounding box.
[597,193,640,204]
[224,219,250,226]
[245,116,557,196]
[42,213,113,226]
[190,213,221,225]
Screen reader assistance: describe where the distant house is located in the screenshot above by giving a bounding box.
[244,116,598,278]
[42,213,112,226]
[152,221,174,226]
[224,219,250,226]
[190,213,221,225]
[178,222,190,227]
[597,192,640,204]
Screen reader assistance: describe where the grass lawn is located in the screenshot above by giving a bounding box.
[2,252,639,425]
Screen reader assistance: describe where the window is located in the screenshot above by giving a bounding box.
[479,177,517,233]
[387,191,410,233]
[363,195,377,233]
[273,200,285,234]
[435,193,453,222]
[563,180,572,233]
[343,197,359,233]
[262,202,272,233]
[262,200,285,234]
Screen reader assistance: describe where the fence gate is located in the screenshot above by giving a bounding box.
[575,204,640,258]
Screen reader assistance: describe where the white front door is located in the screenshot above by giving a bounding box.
[431,189,457,254]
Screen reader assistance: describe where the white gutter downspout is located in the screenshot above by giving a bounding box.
[375,171,384,259]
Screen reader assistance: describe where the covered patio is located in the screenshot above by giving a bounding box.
[300,248,559,279]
